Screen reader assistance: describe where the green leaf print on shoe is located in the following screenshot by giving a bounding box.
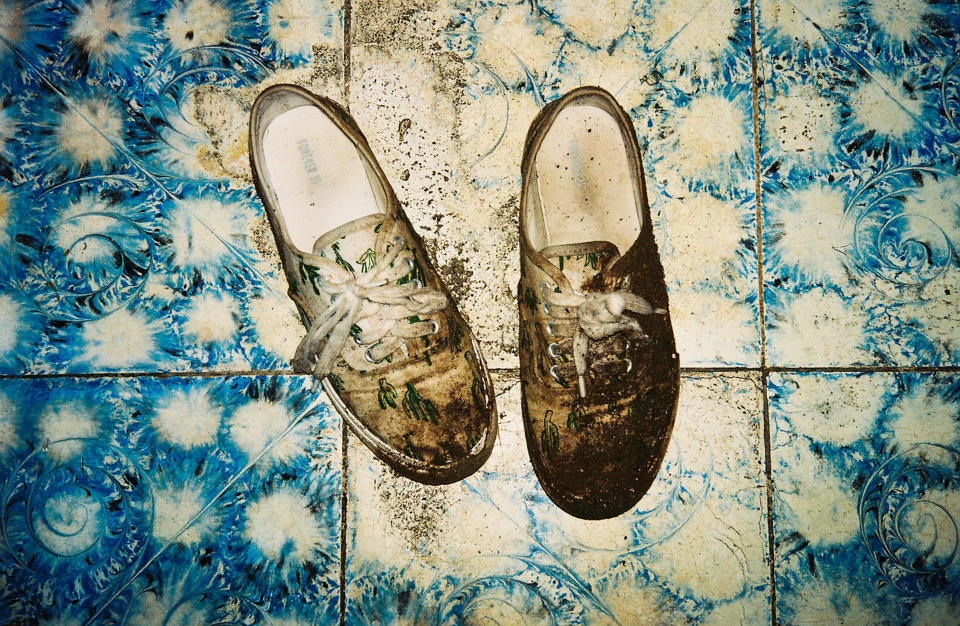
[520,327,532,352]
[401,432,424,461]
[523,287,538,313]
[402,382,439,424]
[358,247,377,272]
[465,424,479,451]
[297,260,324,295]
[580,251,599,270]
[447,316,465,353]
[378,378,398,409]
[331,242,354,272]
[465,351,486,410]
[328,371,345,393]
[540,410,559,460]
[567,404,585,432]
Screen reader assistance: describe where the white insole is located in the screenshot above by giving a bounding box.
[535,105,641,256]
[262,106,379,252]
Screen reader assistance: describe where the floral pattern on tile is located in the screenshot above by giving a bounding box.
[769,371,960,623]
[345,372,769,624]
[0,375,340,624]
[0,0,344,375]
[759,0,960,367]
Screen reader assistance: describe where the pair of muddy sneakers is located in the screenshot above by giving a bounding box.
[249,84,680,520]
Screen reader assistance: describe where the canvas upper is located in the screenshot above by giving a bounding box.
[518,86,680,519]
[249,84,497,484]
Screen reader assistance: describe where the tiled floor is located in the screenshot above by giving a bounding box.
[0,0,957,623]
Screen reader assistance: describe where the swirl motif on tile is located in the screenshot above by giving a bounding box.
[159,589,274,624]
[420,556,589,624]
[629,441,713,550]
[848,166,954,286]
[859,443,960,597]
[36,210,153,321]
[134,45,270,181]
[942,55,960,142]
[457,59,511,168]
[440,31,544,168]
[436,576,560,623]
[0,438,153,601]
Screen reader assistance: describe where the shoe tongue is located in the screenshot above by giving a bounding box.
[539,241,620,289]
[311,214,385,265]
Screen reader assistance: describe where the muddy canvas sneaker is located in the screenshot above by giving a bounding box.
[518,86,680,519]
[249,84,497,484]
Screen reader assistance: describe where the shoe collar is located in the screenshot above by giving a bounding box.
[519,86,654,289]
[249,83,402,260]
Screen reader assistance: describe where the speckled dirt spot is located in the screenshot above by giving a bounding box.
[249,213,283,271]
[352,0,447,51]
[373,469,458,554]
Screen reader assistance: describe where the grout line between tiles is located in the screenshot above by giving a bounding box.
[760,368,777,626]
[343,0,352,104]
[4,365,960,382]
[749,0,778,622]
[768,365,960,373]
[340,3,352,621]
[750,13,768,373]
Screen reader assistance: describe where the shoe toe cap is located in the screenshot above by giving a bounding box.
[339,346,498,484]
[524,379,678,519]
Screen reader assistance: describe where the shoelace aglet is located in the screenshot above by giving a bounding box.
[578,375,587,398]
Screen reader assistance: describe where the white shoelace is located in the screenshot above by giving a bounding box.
[540,284,665,397]
[294,235,447,380]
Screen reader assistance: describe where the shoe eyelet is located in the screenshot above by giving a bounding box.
[548,342,562,358]
[545,322,556,337]
[364,347,380,363]
[428,319,440,335]
[405,257,416,270]
[353,333,365,346]
[623,358,633,373]
[411,279,422,289]
[541,302,551,315]
[549,364,563,383]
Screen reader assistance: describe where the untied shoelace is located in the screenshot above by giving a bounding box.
[540,283,665,397]
[293,228,447,381]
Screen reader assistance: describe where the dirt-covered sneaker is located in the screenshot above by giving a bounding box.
[249,84,497,484]
[518,86,680,519]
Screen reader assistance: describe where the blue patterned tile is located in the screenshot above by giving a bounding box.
[345,372,769,623]
[349,0,761,369]
[0,0,344,375]
[769,371,960,623]
[759,0,960,367]
[0,375,340,624]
